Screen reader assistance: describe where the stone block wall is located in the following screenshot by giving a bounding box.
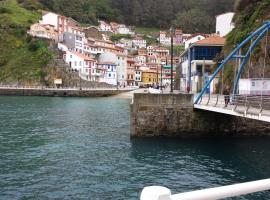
[130,93,270,138]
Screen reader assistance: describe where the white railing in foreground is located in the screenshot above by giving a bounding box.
[140,178,270,200]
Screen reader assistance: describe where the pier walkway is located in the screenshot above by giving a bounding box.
[194,94,270,123]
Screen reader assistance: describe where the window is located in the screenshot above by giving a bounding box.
[109,73,111,77]
[79,61,82,66]
[75,61,77,66]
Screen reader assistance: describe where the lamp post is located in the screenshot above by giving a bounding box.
[170,26,175,93]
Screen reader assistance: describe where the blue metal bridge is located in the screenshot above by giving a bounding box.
[194,21,270,123]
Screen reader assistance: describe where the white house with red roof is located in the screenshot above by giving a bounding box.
[64,51,96,81]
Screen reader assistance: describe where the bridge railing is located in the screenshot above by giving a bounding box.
[140,178,270,200]
[197,94,270,117]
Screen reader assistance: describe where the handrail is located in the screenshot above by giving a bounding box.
[141,178,270,200]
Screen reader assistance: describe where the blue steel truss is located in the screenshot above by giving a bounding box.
[194,21,270,104]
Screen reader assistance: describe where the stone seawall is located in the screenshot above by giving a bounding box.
[0,88,130,97]
[130,93,270,138]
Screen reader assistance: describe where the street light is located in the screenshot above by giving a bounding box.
[170,26,175,93]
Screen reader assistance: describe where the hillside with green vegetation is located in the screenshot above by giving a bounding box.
[0,0,52,85]
[36,0,235,33]
[222,0,270,85]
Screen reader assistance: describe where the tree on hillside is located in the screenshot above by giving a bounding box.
[173,9,214,33]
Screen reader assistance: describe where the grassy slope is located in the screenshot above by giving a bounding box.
[0,0,52,85]
[134,27,160,36]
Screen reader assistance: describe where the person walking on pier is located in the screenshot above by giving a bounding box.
[224,85,230,107]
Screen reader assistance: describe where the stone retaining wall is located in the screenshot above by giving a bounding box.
[130,93,270,138]
[0,88,129,97]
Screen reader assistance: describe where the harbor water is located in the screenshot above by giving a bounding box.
[0,96,270,199]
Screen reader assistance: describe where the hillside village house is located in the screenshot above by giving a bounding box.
[117,24,134,35]
[179,35,225,93]
[161,65,176,85]
[216,12,235,37]
[127,58,136,86]
[98,52,118,85]
[142,70,158,85]
[58,27,86,54]
[116,53,128,87]
[40,12,78,35]
[153,46,170,57]
[64,51,96,81]
[132,37,147,49]
[99,20,112,32]
[159,29,184,46]
[134,65,142,86]
[135,54,147,65]
[28,23,58,40]
[147,46,154,56]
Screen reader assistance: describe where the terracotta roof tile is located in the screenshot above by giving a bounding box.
[195,36,226,46]
[71,51,95,61]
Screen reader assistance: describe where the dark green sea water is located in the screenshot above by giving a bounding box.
[0,96,270,199]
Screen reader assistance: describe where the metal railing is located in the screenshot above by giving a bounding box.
[195,94,270,118]
[141,178,270,200]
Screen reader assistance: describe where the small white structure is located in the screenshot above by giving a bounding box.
[159,31,171,46]
[99,20,112,32]
[40,12,59,29]
[216,12,235,37]
[184,35,205,49]
[117,24,134,35]
[239,79,270,95]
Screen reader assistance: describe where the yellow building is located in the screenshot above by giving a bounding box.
[142,70,159,85]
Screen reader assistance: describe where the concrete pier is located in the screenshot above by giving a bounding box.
[130,93,270,138]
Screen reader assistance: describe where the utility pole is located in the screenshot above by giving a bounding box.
[161,64,163,92]
[170,26,175,93]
